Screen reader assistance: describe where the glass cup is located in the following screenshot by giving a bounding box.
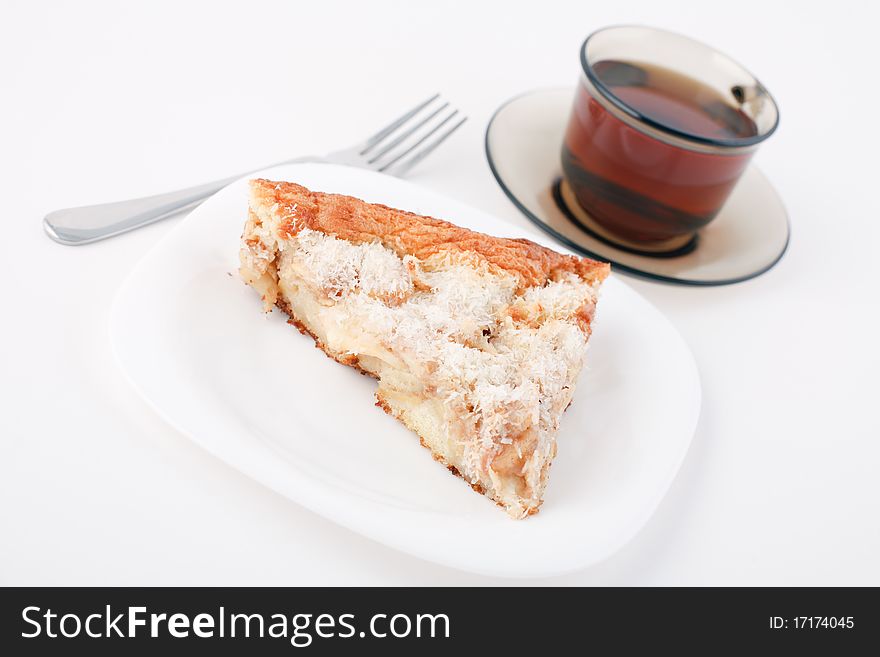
[561,26,779,254]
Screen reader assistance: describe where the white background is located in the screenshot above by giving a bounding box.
[2,0,878,585]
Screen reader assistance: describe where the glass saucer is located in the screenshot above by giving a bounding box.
[485,88,790,285]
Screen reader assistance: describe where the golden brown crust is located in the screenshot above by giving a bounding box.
[250,179,610,290]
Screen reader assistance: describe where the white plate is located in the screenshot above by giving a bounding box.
[110,163,701,577]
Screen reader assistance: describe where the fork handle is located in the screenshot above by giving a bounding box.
[43,156,318,245]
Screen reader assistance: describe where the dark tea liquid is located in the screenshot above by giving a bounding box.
[562,60,758,248]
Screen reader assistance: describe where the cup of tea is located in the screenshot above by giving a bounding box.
[561,26,779,254]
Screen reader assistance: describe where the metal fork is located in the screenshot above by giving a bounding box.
[43,94,467,246]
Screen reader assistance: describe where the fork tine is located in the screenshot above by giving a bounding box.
[367,102,449,164]
[384,115,468,177]
[360,93,440,154]
[379,113,467,175]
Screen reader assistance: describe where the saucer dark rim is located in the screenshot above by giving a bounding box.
[484,88,791,287]
[551,179,699,259]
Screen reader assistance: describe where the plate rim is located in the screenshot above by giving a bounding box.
[484,86,791,286]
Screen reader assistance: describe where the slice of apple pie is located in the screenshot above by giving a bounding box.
[239,179,609,518]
